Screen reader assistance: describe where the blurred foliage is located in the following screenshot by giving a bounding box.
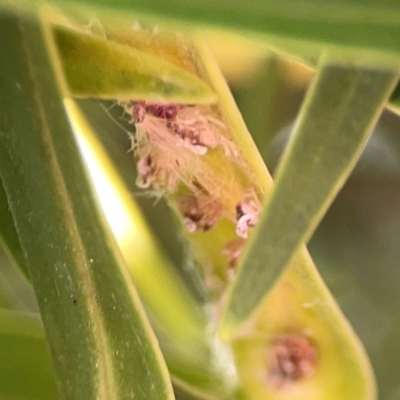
[0,11,399,400]
[0,246,38,312]
[0,309,58,400]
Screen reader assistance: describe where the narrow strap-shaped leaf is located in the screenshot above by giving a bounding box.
[220,60,398,334]
[193,40,378,399]
[0,309,226,400]
[0,309,222,400]
[5,0,400,66]
[77,99,207,300]
[70,105,236,396]
[0,178,29,279]
[51,24,217,103]
[27,0,400,64]
[0,12,174,400]
[64,99,213,367]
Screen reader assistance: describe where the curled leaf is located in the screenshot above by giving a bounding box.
[52,24,217,103]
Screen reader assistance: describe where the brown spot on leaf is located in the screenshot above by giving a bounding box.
[267,334,318,389]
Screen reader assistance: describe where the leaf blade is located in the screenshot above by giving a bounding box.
[220,60,399,335]
[52,24,217,103]
[0,178,29,279]
[0,12,174,400]
[184,38,378,400]
[5,0,400,65]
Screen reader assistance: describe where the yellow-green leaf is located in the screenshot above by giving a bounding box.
[232,251,377,400]
[193,40,380,399]
[220,61,398,334]
[0,12,174,400]
[51,24,217,103]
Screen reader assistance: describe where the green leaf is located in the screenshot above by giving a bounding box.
[0,244,38,311]
[0,309,226,400]
[65,99,207,342]
[67,98,237,397]
[0,181,38,311]
[19,0,400,64]
[0,12,174,400]
[231,252,377,400]
[5,0,400,65]
[91,0,400,63]
[220,59,399,335]
[193,41,378,399]
[231,52,313,162]
[172,377,225,400]
[0,309,59,400]
[51,24,217,103]
[77,99,205,300]
[0,177,29,279]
